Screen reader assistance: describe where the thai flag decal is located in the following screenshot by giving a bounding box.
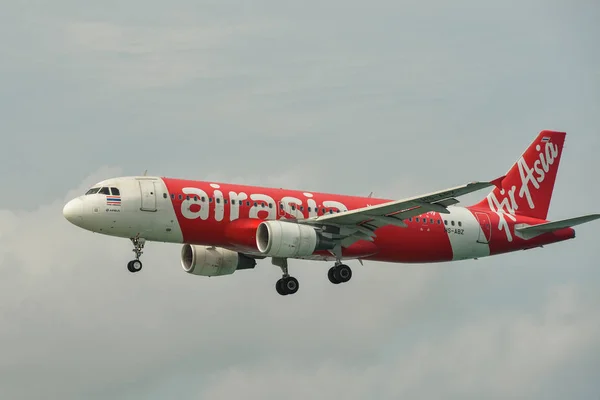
[107,196,121,206]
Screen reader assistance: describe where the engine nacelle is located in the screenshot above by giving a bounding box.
[181,244,256,276]
[256,220,335,258]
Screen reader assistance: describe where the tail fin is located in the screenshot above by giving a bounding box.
[473,130,566,220]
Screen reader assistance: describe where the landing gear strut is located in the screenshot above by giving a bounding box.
[272,258,299,296]
[127,237,145,273]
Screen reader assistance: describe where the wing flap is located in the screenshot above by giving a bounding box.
[515,214,600,240]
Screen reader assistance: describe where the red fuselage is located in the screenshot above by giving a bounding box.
[160,178,575,263]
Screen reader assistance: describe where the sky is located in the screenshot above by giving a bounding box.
[1,0,599,399]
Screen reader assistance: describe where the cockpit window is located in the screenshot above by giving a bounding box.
[110,187,120,195]
[85,187,100,195]
[99,187,110,195]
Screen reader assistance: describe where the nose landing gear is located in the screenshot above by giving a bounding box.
[127,237,145,273]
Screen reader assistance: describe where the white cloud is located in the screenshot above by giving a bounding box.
[190,284,600,400]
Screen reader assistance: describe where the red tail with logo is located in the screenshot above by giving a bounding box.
[473,130,566,220]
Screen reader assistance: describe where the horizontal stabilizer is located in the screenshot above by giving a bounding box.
[515,214,600,240]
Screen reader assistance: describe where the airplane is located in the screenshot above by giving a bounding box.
[62,130,600,296]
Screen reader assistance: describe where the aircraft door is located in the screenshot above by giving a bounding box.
[138,180,157,212]
[474,212,491,244]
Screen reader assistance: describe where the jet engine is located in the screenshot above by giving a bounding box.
[256,220,336,258]
[181,244,256,276]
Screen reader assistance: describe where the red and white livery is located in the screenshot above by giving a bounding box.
[63,130,600,295]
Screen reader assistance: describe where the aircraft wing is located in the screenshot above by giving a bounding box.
[298,180,495,243]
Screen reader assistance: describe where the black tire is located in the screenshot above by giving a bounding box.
[283,276,299,295]
[129,259,142,273]
[336,264,352,283]
[328,267,340,284]
[276,279,287,295]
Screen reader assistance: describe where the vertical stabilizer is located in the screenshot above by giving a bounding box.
[473,130,566,220]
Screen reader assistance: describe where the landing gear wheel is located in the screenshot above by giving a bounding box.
[335,264,352,283]
[276,279,287,295]
[127,259,142,273]
[275,276,299,296]
[328,264,352,284]
[328,267,341,284]
[283,276,299,295]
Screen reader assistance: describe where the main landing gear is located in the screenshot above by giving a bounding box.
[328,244,352,285]
[127,237,145,273]
[272,258,299,296]
[328,263,352,284]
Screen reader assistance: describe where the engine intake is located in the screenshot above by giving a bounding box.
[181,244,256,276]
[256,220,335,258]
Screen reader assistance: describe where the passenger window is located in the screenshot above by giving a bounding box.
[163,193,167,199]
[329,209,333,214]
[444,220,447,225]
[409,218,412,222]
[201,196,206,202]
[261,203,265,208]
[247,201,250,206]
[430,219,434,224]
[186,195,190,200]
[99,187,110,195]
[458,221,462,227]
[423,219,427,224]
[451,221,455,226]
[291,205,295,211]
[437,220,441,224]
[216,198,220,204]
[171,194,175,199]
[416,218,419,222]
[279,203,284,209]
[269,203,273,208]
[178,194,182,200]
[224,199,228,204]
[232,200,236,205]
[308,207,312,212]
[254,202,258,207]
[209,198,213,203]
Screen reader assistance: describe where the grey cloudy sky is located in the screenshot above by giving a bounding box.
[1,0,599,399]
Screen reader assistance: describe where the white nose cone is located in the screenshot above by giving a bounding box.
[63,199,84,226]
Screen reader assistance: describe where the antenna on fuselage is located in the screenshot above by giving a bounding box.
[368,192,373,198]
[143,169,148,176]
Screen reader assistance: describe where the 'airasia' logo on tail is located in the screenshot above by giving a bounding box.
[487,141,560,242]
